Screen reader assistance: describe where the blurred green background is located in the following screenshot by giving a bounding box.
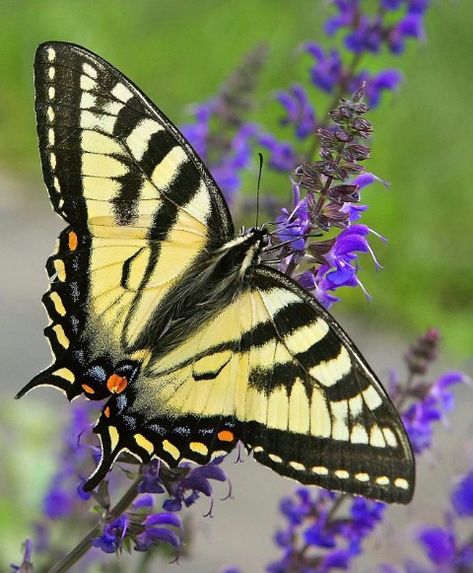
[1,1,472,571]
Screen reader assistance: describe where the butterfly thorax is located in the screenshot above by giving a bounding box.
[215,225,269,278]
[136,226,270,362]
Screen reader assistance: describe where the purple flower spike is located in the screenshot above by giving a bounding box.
[451,469,473,517]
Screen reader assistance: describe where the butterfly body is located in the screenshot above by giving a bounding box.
[17,42,415,503]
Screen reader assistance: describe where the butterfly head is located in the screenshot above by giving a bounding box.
[246,225,270,249]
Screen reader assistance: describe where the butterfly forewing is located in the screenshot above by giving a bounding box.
[18,41,232,400]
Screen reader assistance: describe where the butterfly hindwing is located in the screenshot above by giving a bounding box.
[88,266,414,503]
[19,42,233,400]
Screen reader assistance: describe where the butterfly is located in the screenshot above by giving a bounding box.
[16,41,415,503]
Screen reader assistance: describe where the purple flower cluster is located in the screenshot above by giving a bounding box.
[401,371,465,454]
[328,0,429,55]
[139,458,228,513]
[261,0,430,176]
[381,467,473,572]
[267,489,384,572]
[92,495,182,555]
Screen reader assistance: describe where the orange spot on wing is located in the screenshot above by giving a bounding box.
[68,230,78,251]
[104,406,111,418]
[217,430,234,442]
[106,373,128,394]
[82,383,95,394]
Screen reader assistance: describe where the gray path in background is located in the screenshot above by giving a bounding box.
[1,177,472,572]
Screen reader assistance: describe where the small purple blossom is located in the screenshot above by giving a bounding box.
[258,132,297,171]
[401,372,465,454]
[360,69,403,107]
[139,459,165,494]
[417,526,456,565]
[276,197,311,251]
[276,84,317,138]
[92,515,129,554]
[162,459,228,512]
[451,468,473,517]
[305,43,343,93]
[134,513,182,551]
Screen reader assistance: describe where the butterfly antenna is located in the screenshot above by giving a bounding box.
[255,153,264,228]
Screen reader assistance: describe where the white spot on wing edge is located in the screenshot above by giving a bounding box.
[82,62,98,79]
[311,465,329,475]
[394,477,409,490]
[47,47,56,62]
[289,461,305,471]
[111,82,134,103]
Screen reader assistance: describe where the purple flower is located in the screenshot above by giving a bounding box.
[276,84,316,138]
[305,43,343,93]
[417,526,456,565]
[258,132,297,171]
[139,459,165,494]
[92,515,129,554]
[345,16,383,54]
[276,197,311,251]
[355,69,403,107]
[181,102,213,159]
[163,460,228,512]
[43,483,73,519]
[324,0,358,36]
[401,371,464,454]
[212,123,256,202]
[451,469,473,517]
[382,0,403,9]
[134,513,182,552]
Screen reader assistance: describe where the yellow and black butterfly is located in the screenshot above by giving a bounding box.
[17,42,414,503]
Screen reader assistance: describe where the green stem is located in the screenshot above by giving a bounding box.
[48,476,143,573]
